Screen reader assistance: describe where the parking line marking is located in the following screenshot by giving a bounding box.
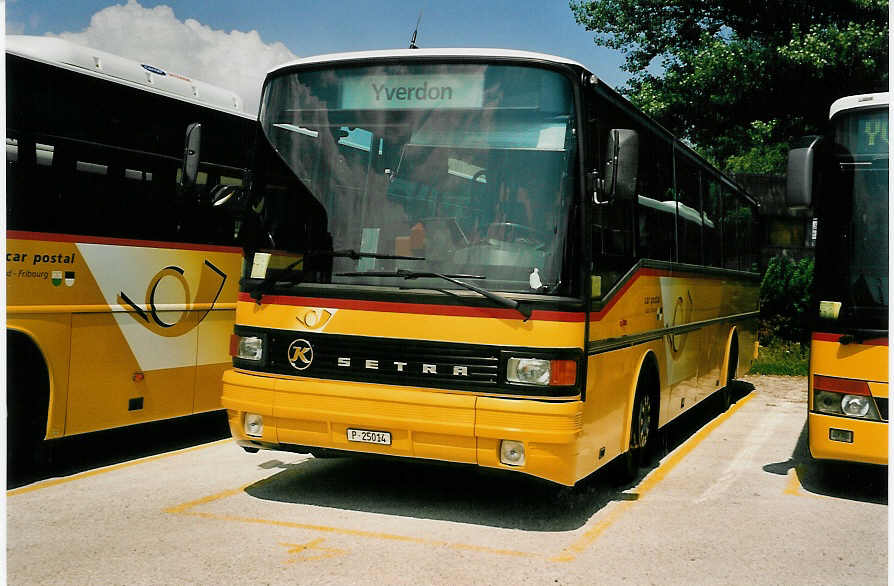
[7,439,231,497]
[550,393,755,562]
[281,539,347,563]
[168,506,541,559]
[784,468,802,495]
[163,484,250,514]
[784,467,824,499]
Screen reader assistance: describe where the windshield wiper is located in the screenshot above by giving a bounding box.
[249,250,424,302]
[337,269,532,320]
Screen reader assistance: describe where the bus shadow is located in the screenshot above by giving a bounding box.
[246,456,628,531]
[244,383,754,531]
[7,411,230,490]
[763,421,887,505]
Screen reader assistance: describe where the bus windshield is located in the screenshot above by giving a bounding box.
[816,106,889,329]
[259,63,577,294]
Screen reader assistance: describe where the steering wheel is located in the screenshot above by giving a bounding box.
[486,222,547,249]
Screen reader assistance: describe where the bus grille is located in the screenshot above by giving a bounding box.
[261,331,501,391]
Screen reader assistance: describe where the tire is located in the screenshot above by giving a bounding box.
[7,332,52,483]
[615,367,657,484]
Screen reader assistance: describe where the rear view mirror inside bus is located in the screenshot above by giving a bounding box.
[180,122,202,188]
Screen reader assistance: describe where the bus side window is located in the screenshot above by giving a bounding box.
[636,135,675,262]
[703,177,723,267]
[723,186,747,270]
[675,155,702,265]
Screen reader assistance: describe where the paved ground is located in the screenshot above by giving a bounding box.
[7,376,888,585]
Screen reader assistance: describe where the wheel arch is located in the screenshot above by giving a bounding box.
[722,326,740,385]
[7,326,57,440]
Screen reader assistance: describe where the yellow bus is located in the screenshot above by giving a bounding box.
[6,36,255,474]
[787,92,889,465]
[220,49,760,485]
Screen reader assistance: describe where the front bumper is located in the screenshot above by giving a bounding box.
[808,412,888,466]
[222,369,586,485]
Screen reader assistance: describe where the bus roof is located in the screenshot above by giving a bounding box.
[268,48,587,76]
[6,35,249,116]
[829,92,890,119]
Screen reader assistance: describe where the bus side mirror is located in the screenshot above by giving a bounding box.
[595,129,639,204]
[786,135,822,209]
[180,122,202,189]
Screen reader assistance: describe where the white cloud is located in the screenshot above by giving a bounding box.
[53,1,297,114]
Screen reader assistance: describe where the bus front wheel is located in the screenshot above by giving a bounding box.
[615,367,658,484]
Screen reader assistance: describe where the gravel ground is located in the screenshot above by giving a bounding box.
[742,374,808,403]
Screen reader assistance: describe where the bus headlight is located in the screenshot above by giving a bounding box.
[841,395,871,417]
[813,375,881,420]
[507,358,551,385]
[231,334,264,361]
[814,390,844,415]
[506,357,577,386]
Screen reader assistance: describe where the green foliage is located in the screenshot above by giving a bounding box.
[749,341,809,376]
[759,255,814,344]
[725,121,791,174]
[569,0,889,173]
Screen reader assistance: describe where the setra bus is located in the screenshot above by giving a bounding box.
[787,92,889,466]
[220,48,761,485]
[6,36,255,473]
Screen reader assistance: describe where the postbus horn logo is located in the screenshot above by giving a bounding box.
[287,339,314,370]
[117,260,227,337]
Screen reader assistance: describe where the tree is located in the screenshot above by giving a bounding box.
[570,0,888,172]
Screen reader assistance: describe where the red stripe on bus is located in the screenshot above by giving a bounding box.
[812,332,889,346]
[6,230,242,254]
[238,292,587,322]
[814,374,872,396]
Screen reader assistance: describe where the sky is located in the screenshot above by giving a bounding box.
[6,0,631,115]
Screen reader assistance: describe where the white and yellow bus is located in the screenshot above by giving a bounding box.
[6,36,255,473]
[221,49,760,485]
[787,92,889,465]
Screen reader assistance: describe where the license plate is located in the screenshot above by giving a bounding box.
[346,428,391,445]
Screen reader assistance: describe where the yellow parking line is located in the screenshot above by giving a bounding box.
[7,439,231,497]
[784,468,802,496]
[551,393,755,562]
[167,495,541,559]
[784,467,824,499]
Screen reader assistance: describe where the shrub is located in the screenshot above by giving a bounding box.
[759,255,814,344]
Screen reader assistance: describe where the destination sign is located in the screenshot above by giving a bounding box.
[340,73,485,110]
[861,116,888,151]
[839,109,889,155]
